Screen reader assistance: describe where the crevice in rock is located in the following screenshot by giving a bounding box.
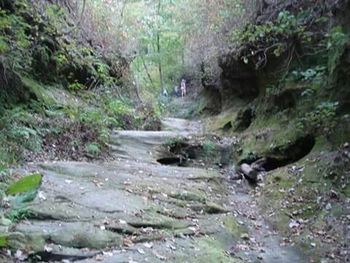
[157,141,201,166]
[30,250,98,262]
[234,107,255,132]
[25,211,63,221]
[262,135,316,171]
[128,221,188,230]
[222,121,232,131]
[105,226,137,235]
[239,134,316,172]
[157,157,184,166]
[158,138,233,168]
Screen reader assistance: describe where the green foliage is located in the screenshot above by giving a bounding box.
[105,99,133,116]
[290,66,326,83]
[327,26,349,75]
[2,173,41,225]
[135,102,162,130]
[53,52,69,68]
[127,0,188,99]
[0,235,8,248]
[85,143,101,157]
[7,206,33,222]
[68,81,84,91]
[297,101,339,134]
[233,11,302,63]
[202,140,215,158]
[95,61,114,85]
[0,107,42,163]
[79,108,111,128]
[0,4,33,71]
[1,0,123,91]
[234,11,297,43]
[45,4,66,33]
[0,35,9,53]
[164,136,186,149]
[6,173,42,195]
[233,10,327,68]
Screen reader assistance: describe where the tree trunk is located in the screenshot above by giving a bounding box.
[134,77,143,103]
[118,0,128,27]
[157,0,164,91]
[141,55,156,89]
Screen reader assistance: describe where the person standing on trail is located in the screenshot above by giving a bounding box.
[180,79,186,97]
[174,86,179,97]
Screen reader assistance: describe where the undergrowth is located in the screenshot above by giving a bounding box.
[0,92,160,165]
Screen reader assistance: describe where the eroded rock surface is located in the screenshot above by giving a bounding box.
[11,119,307,262]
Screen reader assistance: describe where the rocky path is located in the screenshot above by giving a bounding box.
[9,118,306,262]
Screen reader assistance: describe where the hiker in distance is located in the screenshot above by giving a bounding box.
[162,88,168,97]
[180,79,186,97]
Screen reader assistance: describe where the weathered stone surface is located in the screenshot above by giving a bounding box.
[9,118,307,262]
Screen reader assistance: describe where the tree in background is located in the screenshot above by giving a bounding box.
[60,0,255,102]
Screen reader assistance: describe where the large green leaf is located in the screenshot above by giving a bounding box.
[6,173,42,196]
[0,235,8,248]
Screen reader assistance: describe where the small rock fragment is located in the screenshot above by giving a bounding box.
[153,251,167,261]
[44,245,53,252]
[137,248,145,254]
[143,242,153,248]
[325,203,332,210]
[289,220,300,229]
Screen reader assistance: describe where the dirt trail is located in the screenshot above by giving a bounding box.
[10,118,307,262]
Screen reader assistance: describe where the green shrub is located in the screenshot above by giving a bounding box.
[0,235,8,248]
[327,26,349,75]
[85,143,101,157]
[297,101,339,134]
[232,9,328,69]
[289,66,327,86]
[202,140,216,158]
[232,11,302,65]
[106,99,132,116]
[68,81,84,91]
[0,107,42,163]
